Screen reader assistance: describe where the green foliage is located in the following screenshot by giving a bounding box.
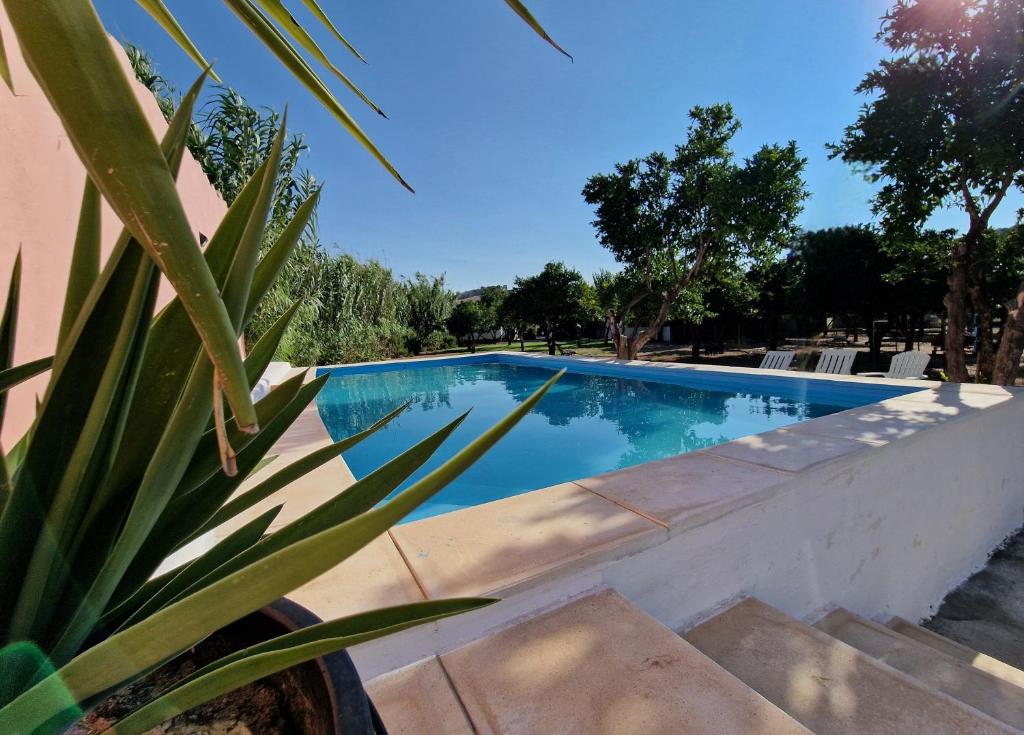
[302,253,413,365]
[880,228,951,315]
[124,44,177,121]
[405,273,456,354]
[0,3,569,727]
[510,262,591,354]
[793,226,951,355]
[422,329,458,352]
[447,300,488,351]
[582,103,808,356]
[976,227,1024,311]
[830,0,1024,232]
[795,227,896,325]
[0,91,561,733]
[129,48,465,367]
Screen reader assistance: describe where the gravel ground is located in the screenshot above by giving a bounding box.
[924,528,1024,669]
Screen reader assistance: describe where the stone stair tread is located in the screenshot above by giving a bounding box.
[439,587,811,735]
[816,608,1024,730]
[365,656,475,735]
[683,597,1018,735]
[888,616,1024,691]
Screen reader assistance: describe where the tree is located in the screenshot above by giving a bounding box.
[491,287,521,345]
[448,300,487,352]
[405,273,456,354]
[480,286,510,343]
[499,287,534,351]
[795,227,899,363]
[583,104,808,359]
[831,0,1024,384]
[510,262,589,355]
[748,252,801,351]
[880,228,953,351]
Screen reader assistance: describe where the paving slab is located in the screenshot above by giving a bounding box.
[365,656,474,735]
[441,588,810,735]
[786,397,979,446]
[269,402,338,456]
[895,385,1018,409]
[287,533,424,620]
[815,608,1024,730]
[574,451,790,531]
[390,483,664,598]
[684,598,1016,735]
[705,427,870,472]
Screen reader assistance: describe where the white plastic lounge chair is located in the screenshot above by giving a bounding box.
[814,348,857,375]
[758,350,796,370]
[858,350,930,380]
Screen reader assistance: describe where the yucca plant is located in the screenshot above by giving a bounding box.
[0,0,568,484]
[0,75,561,733]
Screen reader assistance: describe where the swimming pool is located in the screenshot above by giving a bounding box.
[315,354,913,523]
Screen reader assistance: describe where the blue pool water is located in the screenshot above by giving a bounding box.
[315,355,912,523]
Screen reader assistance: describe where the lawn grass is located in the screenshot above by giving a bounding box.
[425,339,616,358]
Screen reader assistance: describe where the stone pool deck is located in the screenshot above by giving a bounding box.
[219,353,1024,732]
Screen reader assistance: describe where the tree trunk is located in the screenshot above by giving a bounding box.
[547,332,556,356]
[863,311,880,367]
[967,280,995,383]
[624,289,678,359]
[943,236,972,383]
[765,309,782,352]
[607,310,630,359]
[903,314,915,353]
[993,278,1024,385]
[947,170,1014,383]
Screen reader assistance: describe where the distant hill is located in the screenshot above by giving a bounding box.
[455,288,483,302]
[456,285,507,303]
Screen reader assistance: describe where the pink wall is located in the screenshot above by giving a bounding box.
[0,6,227,446]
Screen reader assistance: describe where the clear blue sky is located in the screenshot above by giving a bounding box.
[96,0,1023,292]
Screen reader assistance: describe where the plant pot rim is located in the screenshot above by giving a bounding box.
[262,597,382,735]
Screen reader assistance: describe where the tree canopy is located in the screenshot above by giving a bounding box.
[509,262,592,354]
[447,300,488,352]
[831,0,1024,383]
[583,103,807,359]
[405,273,456,354]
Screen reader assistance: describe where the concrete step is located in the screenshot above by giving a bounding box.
[816,608,1024,730]
[683,597,1018,735]
[438,588,811,735]
[888,616,1024,691]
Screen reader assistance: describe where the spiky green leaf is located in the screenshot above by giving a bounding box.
[221,0,413,192]
[253,0,385,116]
[134,0,222,82]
